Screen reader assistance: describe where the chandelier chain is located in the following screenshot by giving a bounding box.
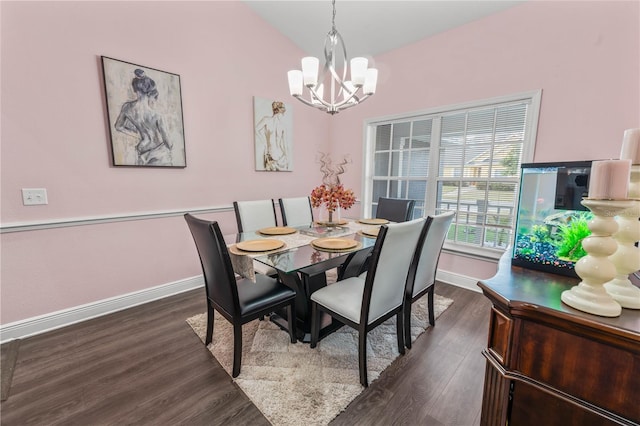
[331,0,336,32]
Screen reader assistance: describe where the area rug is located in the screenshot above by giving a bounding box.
[186,294,453,426]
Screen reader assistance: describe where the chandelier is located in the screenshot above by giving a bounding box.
[287,0,378,115]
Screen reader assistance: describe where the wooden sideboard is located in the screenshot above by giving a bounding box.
[478,254,640,426]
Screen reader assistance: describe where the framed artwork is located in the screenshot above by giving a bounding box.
[101,56,186,167]
[253,97,293,171]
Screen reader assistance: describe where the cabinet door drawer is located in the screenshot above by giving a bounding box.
[488,307,512,365]
[516,321,640,422]
[510,380,620,426]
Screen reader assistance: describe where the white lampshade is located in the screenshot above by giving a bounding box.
[363,68,378,95]
[311,84,324,105]
[350,57,368,86]
[301,57,319,87]
[287,70,303,96]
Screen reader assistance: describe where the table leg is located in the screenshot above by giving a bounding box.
[270,267,344,343]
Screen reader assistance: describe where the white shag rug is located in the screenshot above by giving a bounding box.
[186,294,453,426]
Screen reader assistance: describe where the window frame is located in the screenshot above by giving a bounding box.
[361,90,542,260]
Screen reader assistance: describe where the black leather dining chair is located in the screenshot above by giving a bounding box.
[184,213,296,378]
[375,197,416,223]
[404,211,455,349]
[310,219,425,387]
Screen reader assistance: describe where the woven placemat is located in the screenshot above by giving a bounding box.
[357,218,389,225]
[228,242,286,255]
[258,226,297,236]
[357,229,379,238]
[311,240,363,253]
[314,219,349,226]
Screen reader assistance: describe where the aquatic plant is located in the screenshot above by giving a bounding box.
[555,213,592,261]
[518,247,535,256]
[530,224,551,243]
[514,224,556,262]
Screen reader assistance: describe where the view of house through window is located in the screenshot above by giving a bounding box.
[364,91,541,256]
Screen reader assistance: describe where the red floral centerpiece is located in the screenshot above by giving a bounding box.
[311,153,356,224]
[310,184,356,223]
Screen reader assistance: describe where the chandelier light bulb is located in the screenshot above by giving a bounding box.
[287,70,303,96]
[301,57,319,87]
[350,57,368,87]
[363,69,378,95]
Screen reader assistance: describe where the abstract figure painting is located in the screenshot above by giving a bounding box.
[101,56,186,167]
[254,97,293,171]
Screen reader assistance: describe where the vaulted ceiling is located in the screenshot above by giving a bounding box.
[242,1,524,59]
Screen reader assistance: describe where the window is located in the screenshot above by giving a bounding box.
[363,91,541,258]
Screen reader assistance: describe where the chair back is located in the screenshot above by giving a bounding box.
[376,197,416,222]
[362,218,425,324]
[279,196,313,227]
[184,214,239,318]
[410,212,455,297]
[233,200,277,233]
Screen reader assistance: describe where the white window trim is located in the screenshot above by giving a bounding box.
[361,90,542,260]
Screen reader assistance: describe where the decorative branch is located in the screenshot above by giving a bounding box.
[316,153,352,187]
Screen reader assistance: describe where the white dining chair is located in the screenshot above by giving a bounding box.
[404,211,455,349]
[233,199,279,277]
[279,196,313,227]
[233,199,278,233]
[310,218,425,387]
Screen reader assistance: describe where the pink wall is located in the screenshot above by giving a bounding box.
[330,0,640,280]
[0,1,330,323]
[1,1,639,325]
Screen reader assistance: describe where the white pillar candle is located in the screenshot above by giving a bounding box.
[620,128,640,165]
[588,159,631,200]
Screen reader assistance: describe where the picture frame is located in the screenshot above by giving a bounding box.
[101,56,186,167]
[253,97,293,171]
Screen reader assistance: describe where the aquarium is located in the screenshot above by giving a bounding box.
[512,161,593,277]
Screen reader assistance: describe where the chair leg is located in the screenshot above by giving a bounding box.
[404,299,413,349]
[428,287,435,326]
[232,323,242,378]
[396,311,405,355]
[358,328,368,387]
[205,305,214,345]
[287,302,297,344]
[310,302,320,348]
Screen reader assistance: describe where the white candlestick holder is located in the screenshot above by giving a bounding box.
[603,198,640,310]
[628,165,640,199]
[561,199,635,317]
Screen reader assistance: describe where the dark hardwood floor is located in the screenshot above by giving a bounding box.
[0,283,491,425]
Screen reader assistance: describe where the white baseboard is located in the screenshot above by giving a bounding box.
[436,269,482,293]
[0,269,479,344]
[0,276,204,343]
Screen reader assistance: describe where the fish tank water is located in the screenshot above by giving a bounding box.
[512,161,593,277]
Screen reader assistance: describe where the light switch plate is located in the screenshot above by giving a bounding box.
[22,188,48,205]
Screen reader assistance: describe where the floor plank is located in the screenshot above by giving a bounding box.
[0,338,20,401]
[0,282,491,426]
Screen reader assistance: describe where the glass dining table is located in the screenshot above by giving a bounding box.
[223,220,381,342]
